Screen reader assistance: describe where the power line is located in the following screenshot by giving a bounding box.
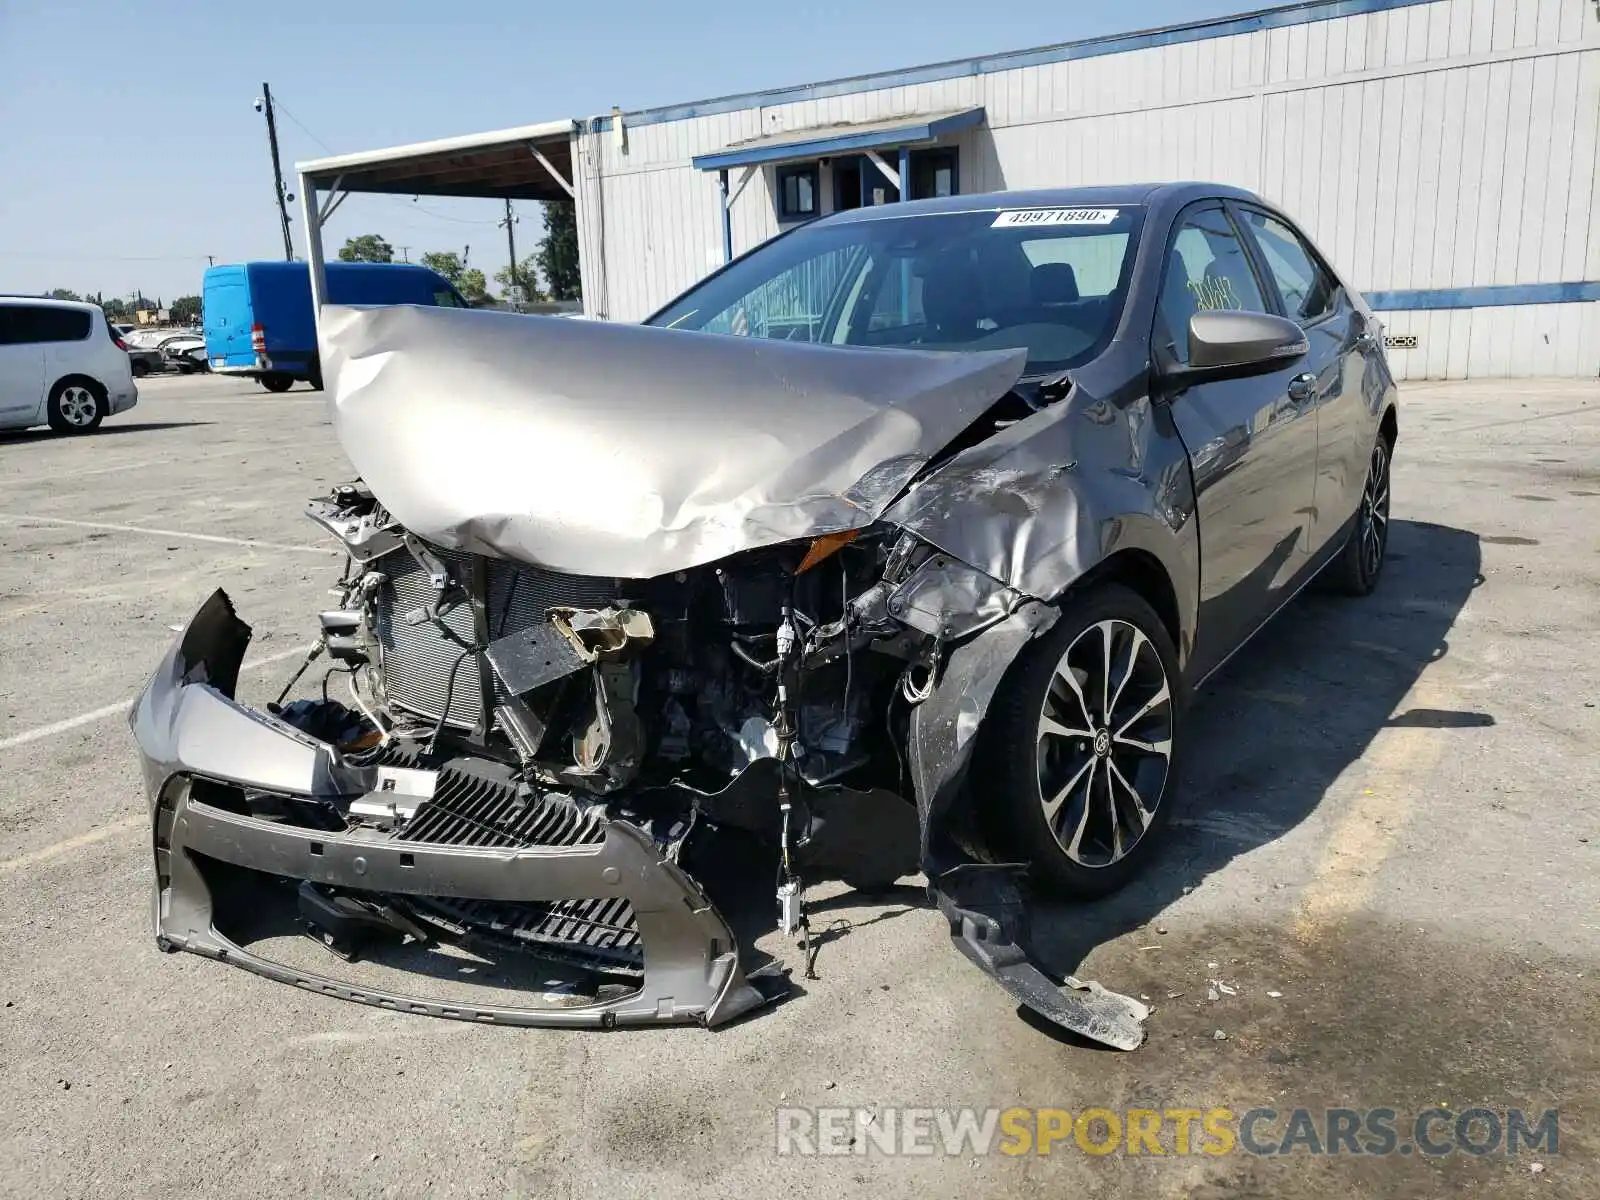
[0,250,214,262]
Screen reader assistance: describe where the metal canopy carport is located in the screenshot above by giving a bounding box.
[689,107,984,262]
[295,118,576,315]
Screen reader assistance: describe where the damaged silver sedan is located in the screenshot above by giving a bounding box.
[130,183,1397,1049]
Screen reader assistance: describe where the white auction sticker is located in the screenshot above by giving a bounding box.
[991,207,1120,227]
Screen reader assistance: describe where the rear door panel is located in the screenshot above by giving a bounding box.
[1232,204,1376,560]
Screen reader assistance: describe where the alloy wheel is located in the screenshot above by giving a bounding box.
[1035,618,1174,868]
[57,386,100,427]
[1360,441,1390,578]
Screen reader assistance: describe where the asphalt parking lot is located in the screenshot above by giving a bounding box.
[1,372,1596,1199]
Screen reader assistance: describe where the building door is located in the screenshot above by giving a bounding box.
[833,160,862,211]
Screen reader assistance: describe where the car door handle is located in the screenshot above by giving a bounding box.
[1287,372,1317,403]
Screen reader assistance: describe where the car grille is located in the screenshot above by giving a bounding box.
[397,760,642,972]
[373,543,622,729]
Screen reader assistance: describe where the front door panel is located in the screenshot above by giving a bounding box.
[1154,204,1317,679]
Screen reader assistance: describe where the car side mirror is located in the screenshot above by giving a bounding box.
[1166,311,1308,385]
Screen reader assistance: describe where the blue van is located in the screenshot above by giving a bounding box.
[202,261,466,392]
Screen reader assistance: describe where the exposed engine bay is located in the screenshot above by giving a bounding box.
[128,304,1156,1048]
[288,479,961,940]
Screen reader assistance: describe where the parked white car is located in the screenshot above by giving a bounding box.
[0,297,139,433]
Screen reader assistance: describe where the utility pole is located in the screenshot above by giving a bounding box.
[397,246,410,263]
[499,200,521,303]
[257,82,295,261]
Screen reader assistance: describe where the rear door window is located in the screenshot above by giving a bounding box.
[1237,208,1337,323]
[6,306,92,344]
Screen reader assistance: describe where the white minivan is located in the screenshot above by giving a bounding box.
[0,297,139,434]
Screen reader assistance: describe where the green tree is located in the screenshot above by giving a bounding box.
[102,298,129,319]
[495,256,545,303]
[171,295,201,324]
[457,268,491,305]
[338,234,394,263]
[536,202,580,301]
[419,250,464,283]
[48,288,82,302]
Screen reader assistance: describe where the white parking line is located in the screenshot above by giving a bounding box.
[0,512,337,555]
[0,642,314,753]
[0,458,167,486]
[0,815,144,875]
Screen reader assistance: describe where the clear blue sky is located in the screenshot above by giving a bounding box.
[0,0,1253,301]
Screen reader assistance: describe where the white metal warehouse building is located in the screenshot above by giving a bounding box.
[569,0,1600,378]
[298,0,1600,379]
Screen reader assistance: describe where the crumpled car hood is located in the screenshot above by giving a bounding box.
[319,305,1025,579]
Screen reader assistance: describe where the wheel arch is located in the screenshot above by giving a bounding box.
[1055,548,1183,667]
[1380,403,1398,449]
[48,372,109,401]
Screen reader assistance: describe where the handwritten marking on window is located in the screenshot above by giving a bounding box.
[1187,275,1242,311]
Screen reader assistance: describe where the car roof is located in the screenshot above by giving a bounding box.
[0,295,104,313]
[817,181,1265,225]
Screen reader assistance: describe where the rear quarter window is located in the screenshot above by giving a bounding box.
[6,306,92,343]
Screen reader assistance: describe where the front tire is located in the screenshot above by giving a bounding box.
[47,379,106,434]
[984,584,1183,899]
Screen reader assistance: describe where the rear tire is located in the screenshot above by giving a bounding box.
[983,584,1184,899]
[260,373,295,393]
[1323,435,1392,596]
[47,378,106,434]
[130,360,149,378]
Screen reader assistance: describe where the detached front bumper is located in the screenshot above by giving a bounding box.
[129,590,779,1028]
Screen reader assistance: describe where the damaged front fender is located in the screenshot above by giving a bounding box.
[906,600,1150,1051]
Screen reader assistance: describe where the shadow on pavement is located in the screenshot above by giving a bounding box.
[1023,518,1485,1007]
[0,421,213,444]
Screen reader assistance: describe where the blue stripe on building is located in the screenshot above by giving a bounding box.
[1365,282,1600,311]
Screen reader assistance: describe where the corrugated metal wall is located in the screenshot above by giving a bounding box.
[575,0,1600,378]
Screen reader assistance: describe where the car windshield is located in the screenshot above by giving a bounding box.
[647,203,1144,375]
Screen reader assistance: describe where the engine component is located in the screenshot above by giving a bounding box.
[484,620,589,698]
[373,543,622,730]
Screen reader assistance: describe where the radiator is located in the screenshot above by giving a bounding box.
[373,544,622,729]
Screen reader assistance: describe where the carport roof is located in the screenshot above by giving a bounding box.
[690,107,985,172]
[294,119,576,201]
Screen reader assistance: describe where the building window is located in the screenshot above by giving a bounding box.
[777,164,819,220]
[910,148,958,200]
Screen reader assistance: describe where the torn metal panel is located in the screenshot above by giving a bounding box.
[906,601,1059,865]
[932,864,1149,1050]
[887,552,1022,642]
[319,304,1025,578]
[886,389,1193,605]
